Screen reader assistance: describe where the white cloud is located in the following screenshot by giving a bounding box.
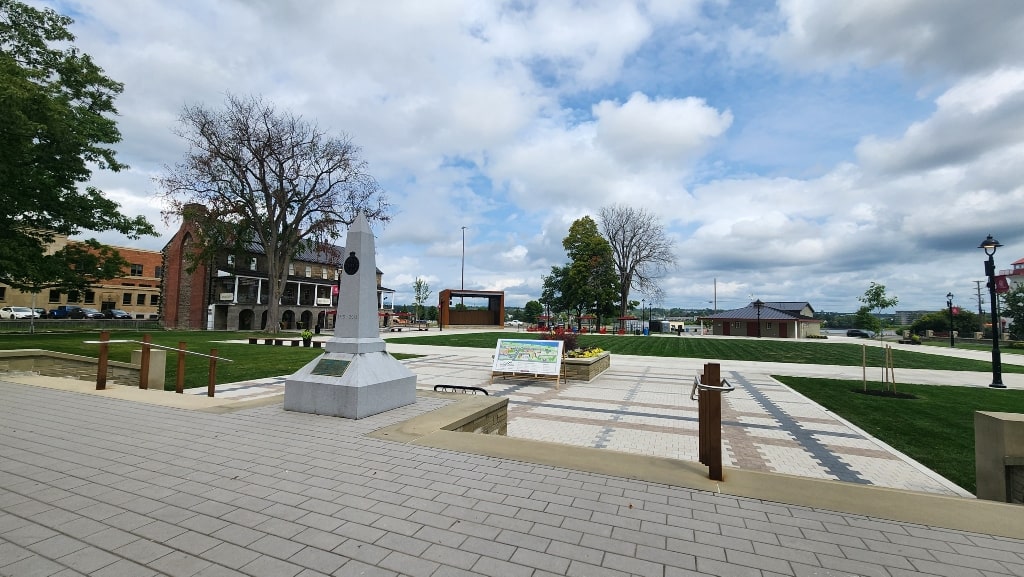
[26,0,1024,311]
[594,93,733,167]
[774,0,1024,77]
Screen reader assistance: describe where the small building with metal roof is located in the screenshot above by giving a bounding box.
[700,301,822,338]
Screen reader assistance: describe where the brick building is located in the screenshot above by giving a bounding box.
[161,215,393,331]
[0,234,162,318]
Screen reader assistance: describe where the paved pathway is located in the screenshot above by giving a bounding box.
[4,379,1024,577]
[179,333,1024,498]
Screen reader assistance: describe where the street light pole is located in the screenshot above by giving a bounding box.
[461,226,467,291]
[978,235,1005,388]
[946,292,955,348]
[753,299,764,338]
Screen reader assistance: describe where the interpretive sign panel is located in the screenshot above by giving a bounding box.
[491,339,563,377]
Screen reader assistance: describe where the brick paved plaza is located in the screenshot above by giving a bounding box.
[3,334,1024,576]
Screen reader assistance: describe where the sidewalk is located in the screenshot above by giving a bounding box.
[3,377,1023,577]
[170,332,1021,496]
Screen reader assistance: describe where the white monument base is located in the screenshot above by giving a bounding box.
[284,352,416,419]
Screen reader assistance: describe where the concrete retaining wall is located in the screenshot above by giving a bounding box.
[0,349,141,387]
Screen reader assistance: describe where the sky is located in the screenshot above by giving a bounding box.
[31,0,1024,313]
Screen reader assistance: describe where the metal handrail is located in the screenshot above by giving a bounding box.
[690,375,734,401]
[83,339,234,362]
[434,384,489,396]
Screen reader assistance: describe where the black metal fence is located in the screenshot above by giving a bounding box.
[0,319,163,333]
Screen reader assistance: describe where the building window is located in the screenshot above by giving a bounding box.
[68,291,79,302]
[733,322,741,328]
[305,266,311,277]
[137,294,146,305]
[227,255,235,266]
[250,257,257,271]
[766,322,772,329]
[321,268,328,280]
[48,290,60,303]
[123,293,132,305]
[288,264,294,276]
[155,266,163,278]
[130,264,144,276]
[84,290,95,304]
[0,287,5,301]
[150,295,160,306]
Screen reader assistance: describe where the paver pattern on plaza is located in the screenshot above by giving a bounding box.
[4,379,1024,577]
[399,350,968,497]
[180,337,995,497]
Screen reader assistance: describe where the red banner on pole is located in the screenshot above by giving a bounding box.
[995,275,1010,294]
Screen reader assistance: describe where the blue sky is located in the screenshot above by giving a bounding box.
[37,0,1024,312]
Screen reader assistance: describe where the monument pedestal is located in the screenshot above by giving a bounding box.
[284,210,417,419]
[284,352,416,419]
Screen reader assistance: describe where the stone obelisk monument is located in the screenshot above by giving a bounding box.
[284,212,416,419]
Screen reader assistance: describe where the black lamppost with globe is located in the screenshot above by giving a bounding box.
[946,292,955,348]
[753,299,764,338]
[978,235,1004,388]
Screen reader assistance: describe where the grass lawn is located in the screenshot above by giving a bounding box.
[390,332,1024,373]
[775,376,1024,494]
[0,330,427,391]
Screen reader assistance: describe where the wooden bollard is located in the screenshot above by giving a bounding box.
[700,362,723,481]
[139,334,151,389]
[96,331,110,390]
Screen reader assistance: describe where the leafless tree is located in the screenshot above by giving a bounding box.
[158,94,390,333]
[598,204,676,318]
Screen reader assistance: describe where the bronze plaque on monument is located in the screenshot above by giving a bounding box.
[311,358,351,377]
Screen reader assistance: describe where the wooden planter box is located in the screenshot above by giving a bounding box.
[561,351,611,382]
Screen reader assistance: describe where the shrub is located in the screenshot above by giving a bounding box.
[543,331,578,351]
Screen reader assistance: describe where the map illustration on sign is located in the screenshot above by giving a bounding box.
[492,339,564,376]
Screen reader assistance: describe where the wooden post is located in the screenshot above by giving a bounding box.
[208,348,217,397]
[862,344,867,391]
[702,362,723,481]
[139,334,151,389]
[176,341,186,394]
[96,331,110,390]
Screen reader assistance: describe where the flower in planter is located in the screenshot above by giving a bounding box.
[565,347,604,358]
[301,329,314,341]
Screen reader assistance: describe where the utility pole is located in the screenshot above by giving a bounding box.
[974,280,985,331]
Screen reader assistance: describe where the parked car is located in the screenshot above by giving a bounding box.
[33,308,47,318]
[103,309,132,319]
[49,305,80,319]
[0,306,38,319]
[70,307,105,319]
[847,329,876,338]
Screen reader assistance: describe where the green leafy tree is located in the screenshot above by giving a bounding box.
[858,282,898,336]
[1003,283,1024,341]
[158,94,390,333]
[523,300,543,324]
[412,277,431,321]
[0,0,156,290]
[908,306,978,337]
[853,306,880,333]
[542,217,619,331]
